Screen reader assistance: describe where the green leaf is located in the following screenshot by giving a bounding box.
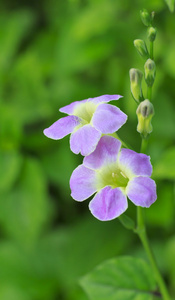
[80,256,156,300]
[146,182,174,228]
[0,241,59,300]
[152,147,175,179]
[41,138,78,197]
[0,150,22,192]
[0,286,30,300]
[0,104,22,149]
[0,10,35,71]
[0,157,50,246]
[165,236,175,294]
[165,0,175,12]
[37,217,133,288]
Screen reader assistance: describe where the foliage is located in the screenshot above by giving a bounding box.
[0,0,174,299]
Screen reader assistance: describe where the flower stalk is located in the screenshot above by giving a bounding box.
[135,20,171,298]
[150,40,154,60]
[136,181,171,300]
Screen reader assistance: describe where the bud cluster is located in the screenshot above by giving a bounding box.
[129,9,156,138]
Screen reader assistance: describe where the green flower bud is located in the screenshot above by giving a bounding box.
[134,39,149,59]
[129,68,143,102]
[144,59,156,87]
[148,27,157,42]
[140,9,152,26]
[136,99,154,138]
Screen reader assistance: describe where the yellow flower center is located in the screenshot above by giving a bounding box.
[96,164,129,191]
[73,102,97,124]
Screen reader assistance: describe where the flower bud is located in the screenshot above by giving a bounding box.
[134,39,149,59]
[144,59,156,87]
[147,27,157,42]
[136,99,154,138]
[140,9,152,26]
[129,68,143,102]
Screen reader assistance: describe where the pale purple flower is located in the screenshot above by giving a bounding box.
[70,136,157,221]
[43,95,127,156]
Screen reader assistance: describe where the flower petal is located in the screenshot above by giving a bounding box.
[91,103,127,134]
[59,99,87,114]
[126,176,157,208]
[83,136,121,169]
[59,95,122,114]
[89,186,128,221]
[89,94,122,105]
[70,165,97,201]
[118,149,152,178]
[70,124,101,156]
[43,116,80,140]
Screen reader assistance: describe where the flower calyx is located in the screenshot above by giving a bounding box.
[129,68,143,103]
[134,39,149,59]
[136,99,154,138]
[144,59,156,87]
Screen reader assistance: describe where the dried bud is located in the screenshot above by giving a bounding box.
[136,99,154,138]
[134,39,149,59]
[148,27,157,42]
[129,68,143,102]
[140,9,152,26]
[144,59,156,87]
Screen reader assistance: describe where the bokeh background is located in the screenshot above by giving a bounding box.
[0,0,175,299]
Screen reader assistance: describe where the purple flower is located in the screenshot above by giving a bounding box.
[70,136,157,221]
[43,95,127,156]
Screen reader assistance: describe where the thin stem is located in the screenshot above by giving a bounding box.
[147,86,152,101]
[140,137,148,154]
[150,41,154,60]
[136,206,171,300]
[135,138,171,300]
[147,40,154,101]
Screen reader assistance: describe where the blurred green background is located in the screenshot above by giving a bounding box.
[0,0,175,299]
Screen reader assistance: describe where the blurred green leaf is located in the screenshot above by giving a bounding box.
[0,104,22,149]
[153,93,175,139]
[0,150,22,192]
[152,147,175,179]
[0,10,35,71]
[0,242,59,300]
[146,182,174,228]
[165,0,175,12]
[165,235,175,294]
[80,256,156,300]
[164,42,175,77]
[0,157,49,245]
[69,2,115,41]
[0,286,30,300]
[37,217,133,289]
[9,50,53,123]
[41,137,78,196]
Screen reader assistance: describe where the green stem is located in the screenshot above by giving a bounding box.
[147,40,154,101]
[135,138,171,300]
[136,207,171,300]
[147,86,152,101]
[140,137,148,154]
[150,41,154,60]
